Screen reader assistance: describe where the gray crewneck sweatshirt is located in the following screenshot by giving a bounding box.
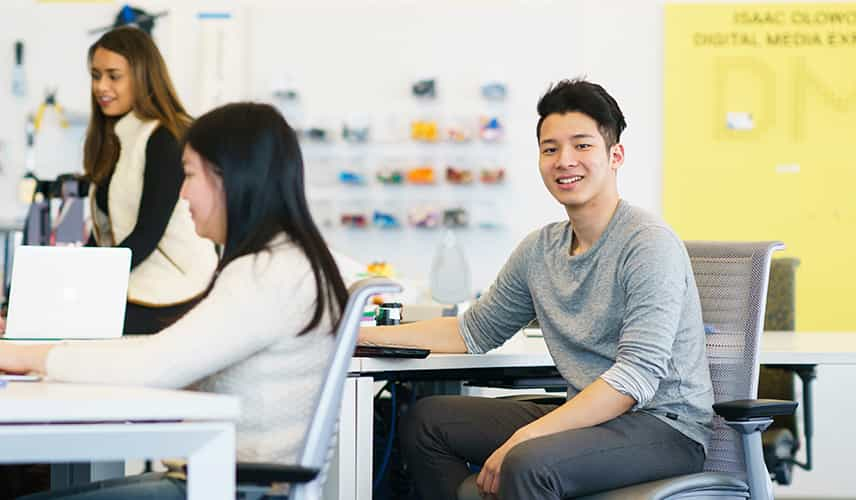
[459,200,714,449]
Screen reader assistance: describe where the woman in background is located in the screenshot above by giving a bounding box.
[3,102,348,499]
[85,26,216,334]
[0,26,220,499]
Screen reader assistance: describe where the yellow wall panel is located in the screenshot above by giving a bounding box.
[664,3,856,330]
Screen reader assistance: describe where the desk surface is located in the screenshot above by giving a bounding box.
[0,217,23,233]
[761,330,856,365]
[352,330,856,375]
[0,382,241,423]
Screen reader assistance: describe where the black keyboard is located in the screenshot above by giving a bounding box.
[353,345,430,359]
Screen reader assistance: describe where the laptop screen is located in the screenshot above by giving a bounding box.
[4,246,130,340]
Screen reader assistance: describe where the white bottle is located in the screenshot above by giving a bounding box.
[430,229,471,305]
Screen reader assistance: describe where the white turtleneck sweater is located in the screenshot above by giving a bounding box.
[46,235,336,464]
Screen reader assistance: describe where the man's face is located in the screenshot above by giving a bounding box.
[538,112,623,211]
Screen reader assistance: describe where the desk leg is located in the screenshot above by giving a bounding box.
[50,462,125,489]
[355,376,374,500]
[185,423,235,500]
[50,463,82,489]
[325,376,359,500]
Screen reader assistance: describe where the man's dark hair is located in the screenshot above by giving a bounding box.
[536,78,627,149]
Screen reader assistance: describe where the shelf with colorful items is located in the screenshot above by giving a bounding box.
[320,198,504,233]
[444,155,507,187]
[310,156,509,233]
[406,200,505,231]
[296,111,506,153]
[297,109,508,188]
[402,203,472,231]
[408,77,507,144]
[294,111,374,146]
[277,74,508,147]
[409,113,505,145]
[336,154,372,186]
[359,156,506,189]
[298,122,461,189]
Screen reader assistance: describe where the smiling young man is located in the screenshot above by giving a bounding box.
[360,79,714,499]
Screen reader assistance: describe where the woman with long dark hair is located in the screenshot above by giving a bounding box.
[3,103,348,499]
[85,26,217,334]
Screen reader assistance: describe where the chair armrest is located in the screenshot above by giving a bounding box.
[713,399,797,421]
[237,462,320,486]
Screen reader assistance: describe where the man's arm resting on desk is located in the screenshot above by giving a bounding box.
[359,317,467,353]
[477,378,635,494]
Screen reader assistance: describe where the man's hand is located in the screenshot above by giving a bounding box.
[476,430,530,495]
[475,379,636,495]
[0,316,5,335]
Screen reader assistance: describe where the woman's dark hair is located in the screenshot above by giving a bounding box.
[536,78,627,149]
[184,102,347,335]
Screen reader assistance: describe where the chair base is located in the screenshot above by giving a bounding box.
[457,472,749,500]
[577,473,749,500]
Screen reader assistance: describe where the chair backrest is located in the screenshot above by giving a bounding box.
[764,258,800,332]
[759,258,801,438]
[685,241,783,481]
[298,277,401,471]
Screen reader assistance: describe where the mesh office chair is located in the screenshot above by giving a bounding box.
[236,278,402,500]
[458,241,795,500]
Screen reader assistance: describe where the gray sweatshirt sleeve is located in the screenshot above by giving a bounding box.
[600,227,688,408]
[459,232,538,353]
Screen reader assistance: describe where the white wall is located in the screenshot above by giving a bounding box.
[0,0,663,293]
[0,0,854,497]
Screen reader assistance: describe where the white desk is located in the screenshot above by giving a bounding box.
[759,331,856,365]
[0,382,240,500]
[329,331,856,500]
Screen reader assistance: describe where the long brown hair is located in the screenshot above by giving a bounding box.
[83,27,191,185]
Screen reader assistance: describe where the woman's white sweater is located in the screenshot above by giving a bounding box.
[46,235,336,463]
[90,112,217,306]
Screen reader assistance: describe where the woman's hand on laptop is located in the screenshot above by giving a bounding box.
[0,343,52,374]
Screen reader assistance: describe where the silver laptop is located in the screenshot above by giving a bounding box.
[4,246,131,340]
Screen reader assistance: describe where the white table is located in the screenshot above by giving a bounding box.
[759,331,856,365]
[0,382,240,500]
[328,331,856,500]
